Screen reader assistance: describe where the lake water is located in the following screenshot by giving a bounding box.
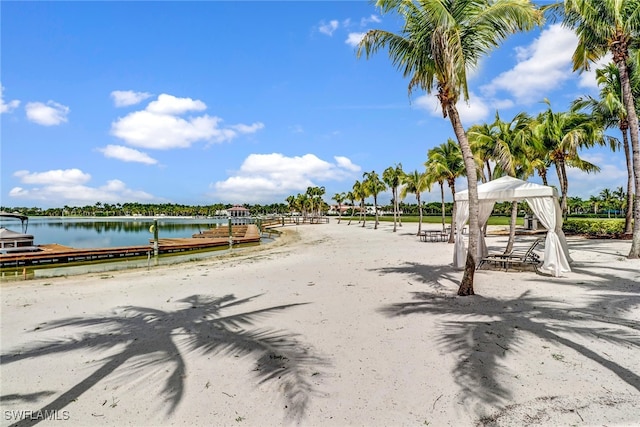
[0,217,232,248]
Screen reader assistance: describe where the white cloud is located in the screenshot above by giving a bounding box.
[414,92,490,125]
[98,145,158,165]
[319,20,339,36]
[110,93,264,150]
[345,32,366,48]
[9,168,157,204]
[111,90,153,107]
[211,153,361,203]
[0,84,20,113]
[14,168,91,185]
[564,152,628,198]
[360,15,380,26]
[481,24,578,104]
[25,101,70,126]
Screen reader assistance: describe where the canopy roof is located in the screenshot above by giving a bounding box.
[456,176,558,202]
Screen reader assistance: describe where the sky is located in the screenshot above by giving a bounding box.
[0,1,628,209]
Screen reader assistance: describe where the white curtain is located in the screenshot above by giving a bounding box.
[525,196,571,277]
[453,200,495,268]
[453,200,469,268]
[477,201,496,260]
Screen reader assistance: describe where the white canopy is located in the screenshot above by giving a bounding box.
[454,176,571,277]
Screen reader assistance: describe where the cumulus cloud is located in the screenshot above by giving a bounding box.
[577,54,613,89]
[345,32,366,48]
[211,153,361,203]
[565,152,628,198]
[414,92,490,125]
[9,168,157,204]
[481,24,578,104]
[98,145,158,165]
[319,20,339,36]
[111,90,153,107]
[360,14,380,26]
[0,84,20,113]
[14,168,91,185]
[25,101,70,126]
[110,93,264,150]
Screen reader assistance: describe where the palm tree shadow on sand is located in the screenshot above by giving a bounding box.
[1,294,329,426]
[374,261,640,421]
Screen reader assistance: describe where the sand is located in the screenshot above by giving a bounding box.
[1,220,639,427]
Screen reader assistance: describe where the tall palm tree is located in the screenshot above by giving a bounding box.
[358,0,543,295]
[332,192,346,224]
[400,169,430,235]
[468,122,498,183]
[383,163,404,232]
[533,100,608,217]
[549,0,640,257]
[363,171,387,230]
[425,139,465,243]
[573,62,637,234]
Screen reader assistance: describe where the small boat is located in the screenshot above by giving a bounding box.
[0,212,41,254]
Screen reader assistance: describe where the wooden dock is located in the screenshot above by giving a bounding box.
[0,225,261,269]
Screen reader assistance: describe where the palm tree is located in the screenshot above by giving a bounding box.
[382,163,404,232]
[549,0,640,257]
[332,192,346,224]
[363,171,387,230]
[425,139,465,243]
[533,100,608,217]
[352,180,367,227]
[358,0,542,295]
[400,169,430,235]
[345,191,356,225]
[491,111,537,254]
[573,62,637,234]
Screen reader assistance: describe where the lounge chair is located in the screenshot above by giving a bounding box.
[478,238,543,272]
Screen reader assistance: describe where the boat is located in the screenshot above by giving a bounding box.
[0,212,41,254]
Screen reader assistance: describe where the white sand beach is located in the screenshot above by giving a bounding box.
[1,220,639,426]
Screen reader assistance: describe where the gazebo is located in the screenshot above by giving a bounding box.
[454,176,571,277]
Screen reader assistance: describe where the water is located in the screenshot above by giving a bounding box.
[0,217,233,248]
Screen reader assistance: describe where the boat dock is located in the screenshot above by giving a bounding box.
[1,224,261,269]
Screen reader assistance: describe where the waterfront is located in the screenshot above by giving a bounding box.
[0,217,230,249]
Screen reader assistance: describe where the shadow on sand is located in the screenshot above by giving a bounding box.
[374,255,640,422]
[1,294,329,426]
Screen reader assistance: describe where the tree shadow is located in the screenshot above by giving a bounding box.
[1,294,329,426]
[374,262,640,416]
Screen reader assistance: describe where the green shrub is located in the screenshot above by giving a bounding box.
[563,218,625,237]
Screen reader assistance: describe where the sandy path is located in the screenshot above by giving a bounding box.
[1,220,639,426]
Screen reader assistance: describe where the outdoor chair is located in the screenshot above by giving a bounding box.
[478,238,544,272]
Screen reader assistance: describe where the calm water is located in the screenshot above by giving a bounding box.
[0,217,231,248]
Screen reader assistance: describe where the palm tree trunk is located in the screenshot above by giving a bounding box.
[615,56,640,258]
[439,182,446,232]
[373,195,379,229]
[447,105,479,296]
[448,181,456,244]
[621,126,634,235]
[417,193,423,235]
[505,201,518,254]
[392,189,397,232]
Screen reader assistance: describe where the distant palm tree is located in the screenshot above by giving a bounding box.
[426,139,465,243]
[0,294,326,424]
[358,0,542,295]
[352,180,367,227]
[332,192,346,224]
[363,171,387,230]
[345,191,356,225]
[383,163,404,232]
[400,169,430,235]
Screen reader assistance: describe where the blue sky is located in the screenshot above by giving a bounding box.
[1,1,627,208]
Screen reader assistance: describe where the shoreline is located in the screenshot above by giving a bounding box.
[1,221,638,426]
